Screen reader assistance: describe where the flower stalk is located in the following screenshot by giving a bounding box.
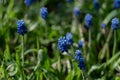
[22,35,24,66]
[112,30,117,55]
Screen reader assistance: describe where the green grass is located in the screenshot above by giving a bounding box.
[0,0,120,80]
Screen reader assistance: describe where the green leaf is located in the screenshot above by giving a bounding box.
[4,44,11,61]
[66,71,73,80]
[7,64,18,76]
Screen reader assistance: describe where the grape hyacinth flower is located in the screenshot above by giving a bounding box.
[78,57,85,69]
[17,20,27,66]
[65,33,73,45]
[78,40,83,48]
[40,7,48,20]
[111,18,119,30]
[111,18,119,55]
[58,37,68,52]
[113,0,120,9]
[85,14,93,28]
[100,23,106,28]
[24,0,33,6]
[66,0,73,3]
[75,50,82,60]
[17,20,27,35]
[93,0,100,10]
[75,50,85,69]
[73,7,80,16]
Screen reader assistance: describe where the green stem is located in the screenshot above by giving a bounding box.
[88,29,91,50]
[78,23,85,54]
[29,62,40,79]
[71,14,77,33]
[81,71,85,80]
[86,29,91,65]
[22,35,24,66]
[45,26,47,37]
[112,30,117,55]
[100,29,112,60]
[29,50,41,79]
[45,21,48,37]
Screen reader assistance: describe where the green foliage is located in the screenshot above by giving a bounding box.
[0,0,120,79]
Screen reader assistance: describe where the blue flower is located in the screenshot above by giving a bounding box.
[78,40,83,48]
[75,50,82,61]
[58,37,68,52]
[111,18,119,30]
[78,57,85,69]
[113,0,120,9]
[75,50,85,69]
[66,0,73,3]
[85,14,93,28]
[24,0,33,6]
[73,7,80,16]
[100,23,106,28]
[40,7,48,20]
[17,20,27,35]
[93,0,100,10]
[65,33,73,45]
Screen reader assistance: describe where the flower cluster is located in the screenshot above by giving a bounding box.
[17,20,27,35]
[75,50,85,69]
[75,50,82,60]
[78,57,85,70]
[58,32,84,51]
[65,33,74,45]
[73,7,80,16]
[93,0,100,10]
[58,32,85,70]
[100,23,106,28]
[78,40,84,48]
[58,33,73,52]
[113,0,120,9]
[111,18,119,30]
[58,37,68,52]
[85,14,93,28]
[24,0,33,6]
[40,7,48,20]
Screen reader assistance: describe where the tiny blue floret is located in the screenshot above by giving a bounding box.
[65,33,73,45]
[40,7,48,20]
[73,7,80,16]
[17,20,27,35]
[111,18,119,30]
[85,14,93,28]
[58,37,68,52]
